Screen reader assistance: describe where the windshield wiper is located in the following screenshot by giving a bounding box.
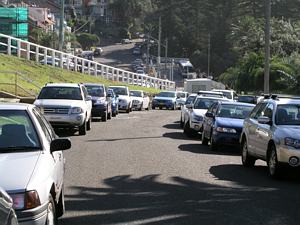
[0,146,41,152]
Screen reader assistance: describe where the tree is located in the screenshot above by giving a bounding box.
[76,33,100,50]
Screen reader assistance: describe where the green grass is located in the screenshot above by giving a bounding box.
[0,54,161,97]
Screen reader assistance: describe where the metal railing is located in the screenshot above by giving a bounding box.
[0,33,175,90]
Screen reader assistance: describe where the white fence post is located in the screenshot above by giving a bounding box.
[94,63,97,76]
[60,52,63,68]
[52,50,55,67]
[74,57,78,72]
[44,48,47,65]
[101,65,104,77]
[7,37,11,55]
[87,61,91,75]
[106,67,109,80]
[26,43,30,60]
[17,40,21,58]
[35,46,39,62]
[122,71,125,82]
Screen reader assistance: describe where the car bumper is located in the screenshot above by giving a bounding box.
[277,146,300,167]
[44,113,85,127]
[92,104,107,117]
[132,102,142,109]
[118,101,130,110]
[212,132,241,146]
[152,102,174,108]
[190,121,203,131]
[17,202,48,225]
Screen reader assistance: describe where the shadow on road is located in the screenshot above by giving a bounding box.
[178,144,240,156]
[163,123,181,130]
[162,132,198,141]
[55,129,78,138]
[61,173,300,225]
[86,136,162,142]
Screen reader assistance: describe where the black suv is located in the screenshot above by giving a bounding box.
[84,84,112,122]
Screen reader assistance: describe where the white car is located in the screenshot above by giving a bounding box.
[176,91,189,107]
[0,103,71,225]
[183,95,229,137]
[130,90,150,111]
[212,89,237,101]
[180,94,197,127]
[109,86,132,113]
[34,83,92,135]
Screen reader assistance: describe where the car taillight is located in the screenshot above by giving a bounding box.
[11,191,41,210]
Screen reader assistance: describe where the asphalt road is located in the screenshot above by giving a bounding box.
[60,110,300,225]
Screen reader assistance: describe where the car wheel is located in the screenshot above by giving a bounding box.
[210,132,217,151]
[268,145,282,178]
[45,195,57,225]
[180,116,184,128]
[183,121,197,138]
[102,111,107,122]
[56,188,65,218]
[172,104,176,110]
[201,131,209,145]
[79,121,87,135]
[159,106,162,110]
[138,103,143,111]
[86,116,91,131]
[241,139,256,167]
[152,105,155,110]
[112,111,117,117]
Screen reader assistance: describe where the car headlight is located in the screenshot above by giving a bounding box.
[71,107,83,114]
[285,137,300,149]
[192,115,203,121]
[10,191,41,210]
[216,127,237,133]
[95,99,106,105]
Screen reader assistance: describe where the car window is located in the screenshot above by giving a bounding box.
[185,95,196,104]
[217,104,254,119]
[82,86,88,100]
[0,110,41,150]
[249,103,266,119]
[253,103,268,119]
[130,91,143,97]
[194,98,218,110]
[38,87,83,100]
[275,104,300,125]
[207,102,217,113]
[262,103,274,119]
[110,87,128,96]
[86,85,104,97]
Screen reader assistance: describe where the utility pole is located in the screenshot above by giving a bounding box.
[157,16,161,78]
[165,38,168,72]
[264,0,271,94]
[58,0,65,51]
[207,32,211,78]
[146,33,150,75]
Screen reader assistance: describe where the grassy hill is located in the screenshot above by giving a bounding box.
[0,54,160,97]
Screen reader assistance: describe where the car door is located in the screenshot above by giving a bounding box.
[255,103,274,158]
[32,109,64,195]
[82,86,92,119]
[143,93,150,109]
[247,103,267,155]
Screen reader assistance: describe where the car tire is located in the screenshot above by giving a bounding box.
[183,121,197,138]
[112,111,117,117]
[138,103,143,111]
[159,106,162,110]
[210,132,217,151]
[79,121,87,135]
[172,104,176,110]
[201,131,209,145]
[56,188,65,218]
[87,116,91,131]
[268,145,282,179]
[45,195,57,225]
[241,139,256,167]
[102,111,107,122]
[152,105,155,110]
[126,107,130,113]
[180,116,184,128]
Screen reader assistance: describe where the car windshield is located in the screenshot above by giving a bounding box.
[238,96,256,104]
[86,86,105,97]
[110,87,128,95]
[178,93,186,98]
[217,104,254,119]
[157,92,176,98]
[194,98,218,109]
[185,95,196,104]
[0,110,40,151]
[130,91,142,97]
[38,87,83,100]
[275,104,300,125]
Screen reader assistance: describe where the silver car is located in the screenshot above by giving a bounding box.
[0,103,71,224]
[240,95,300,178]
[0,187,18,225]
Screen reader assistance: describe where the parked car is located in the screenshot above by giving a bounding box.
[197,91,225,98]
[180,94,197,128]
[202,102,255,150]
[238,95,258,104]
[240,95,300,178]
[0,103,71,225]
[132,47,141,55]
[34,83,92,135]
[130,90,150,111]
[84,84,112,122]
[0,187,18,225]
[183,95,229,137]
[152,91,179,110]
[109,86,132,113]
[212,89,237,101]
[107,88,119,117]
[121,39,132,44]
[93,47,103,57]
[176,91,189,107]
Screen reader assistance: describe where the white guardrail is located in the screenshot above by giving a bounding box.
[0,33,175,90]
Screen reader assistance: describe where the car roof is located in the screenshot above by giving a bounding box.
[212,89,235,93]
[195,96,228,100]
[109,85,127,88]
[130,90,142,92]
[84,83,104,87]
[45,83,81,88]
[219,102,255,107]
[0,103,34,110]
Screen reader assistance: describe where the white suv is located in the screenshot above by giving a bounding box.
[34,83,92,135]
[241,95,300,178]
[109,86,132,113]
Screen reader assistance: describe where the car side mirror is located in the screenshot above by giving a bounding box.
[205,112,214,118]
[258,116,272,125]
[50,138,71,153]
[86,95,92,101]
[186,104,193,109]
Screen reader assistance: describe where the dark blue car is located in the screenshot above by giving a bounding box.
[107,88,119,117]
[202,102,255,150]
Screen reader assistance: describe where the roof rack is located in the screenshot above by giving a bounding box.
[263,94,300,100]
